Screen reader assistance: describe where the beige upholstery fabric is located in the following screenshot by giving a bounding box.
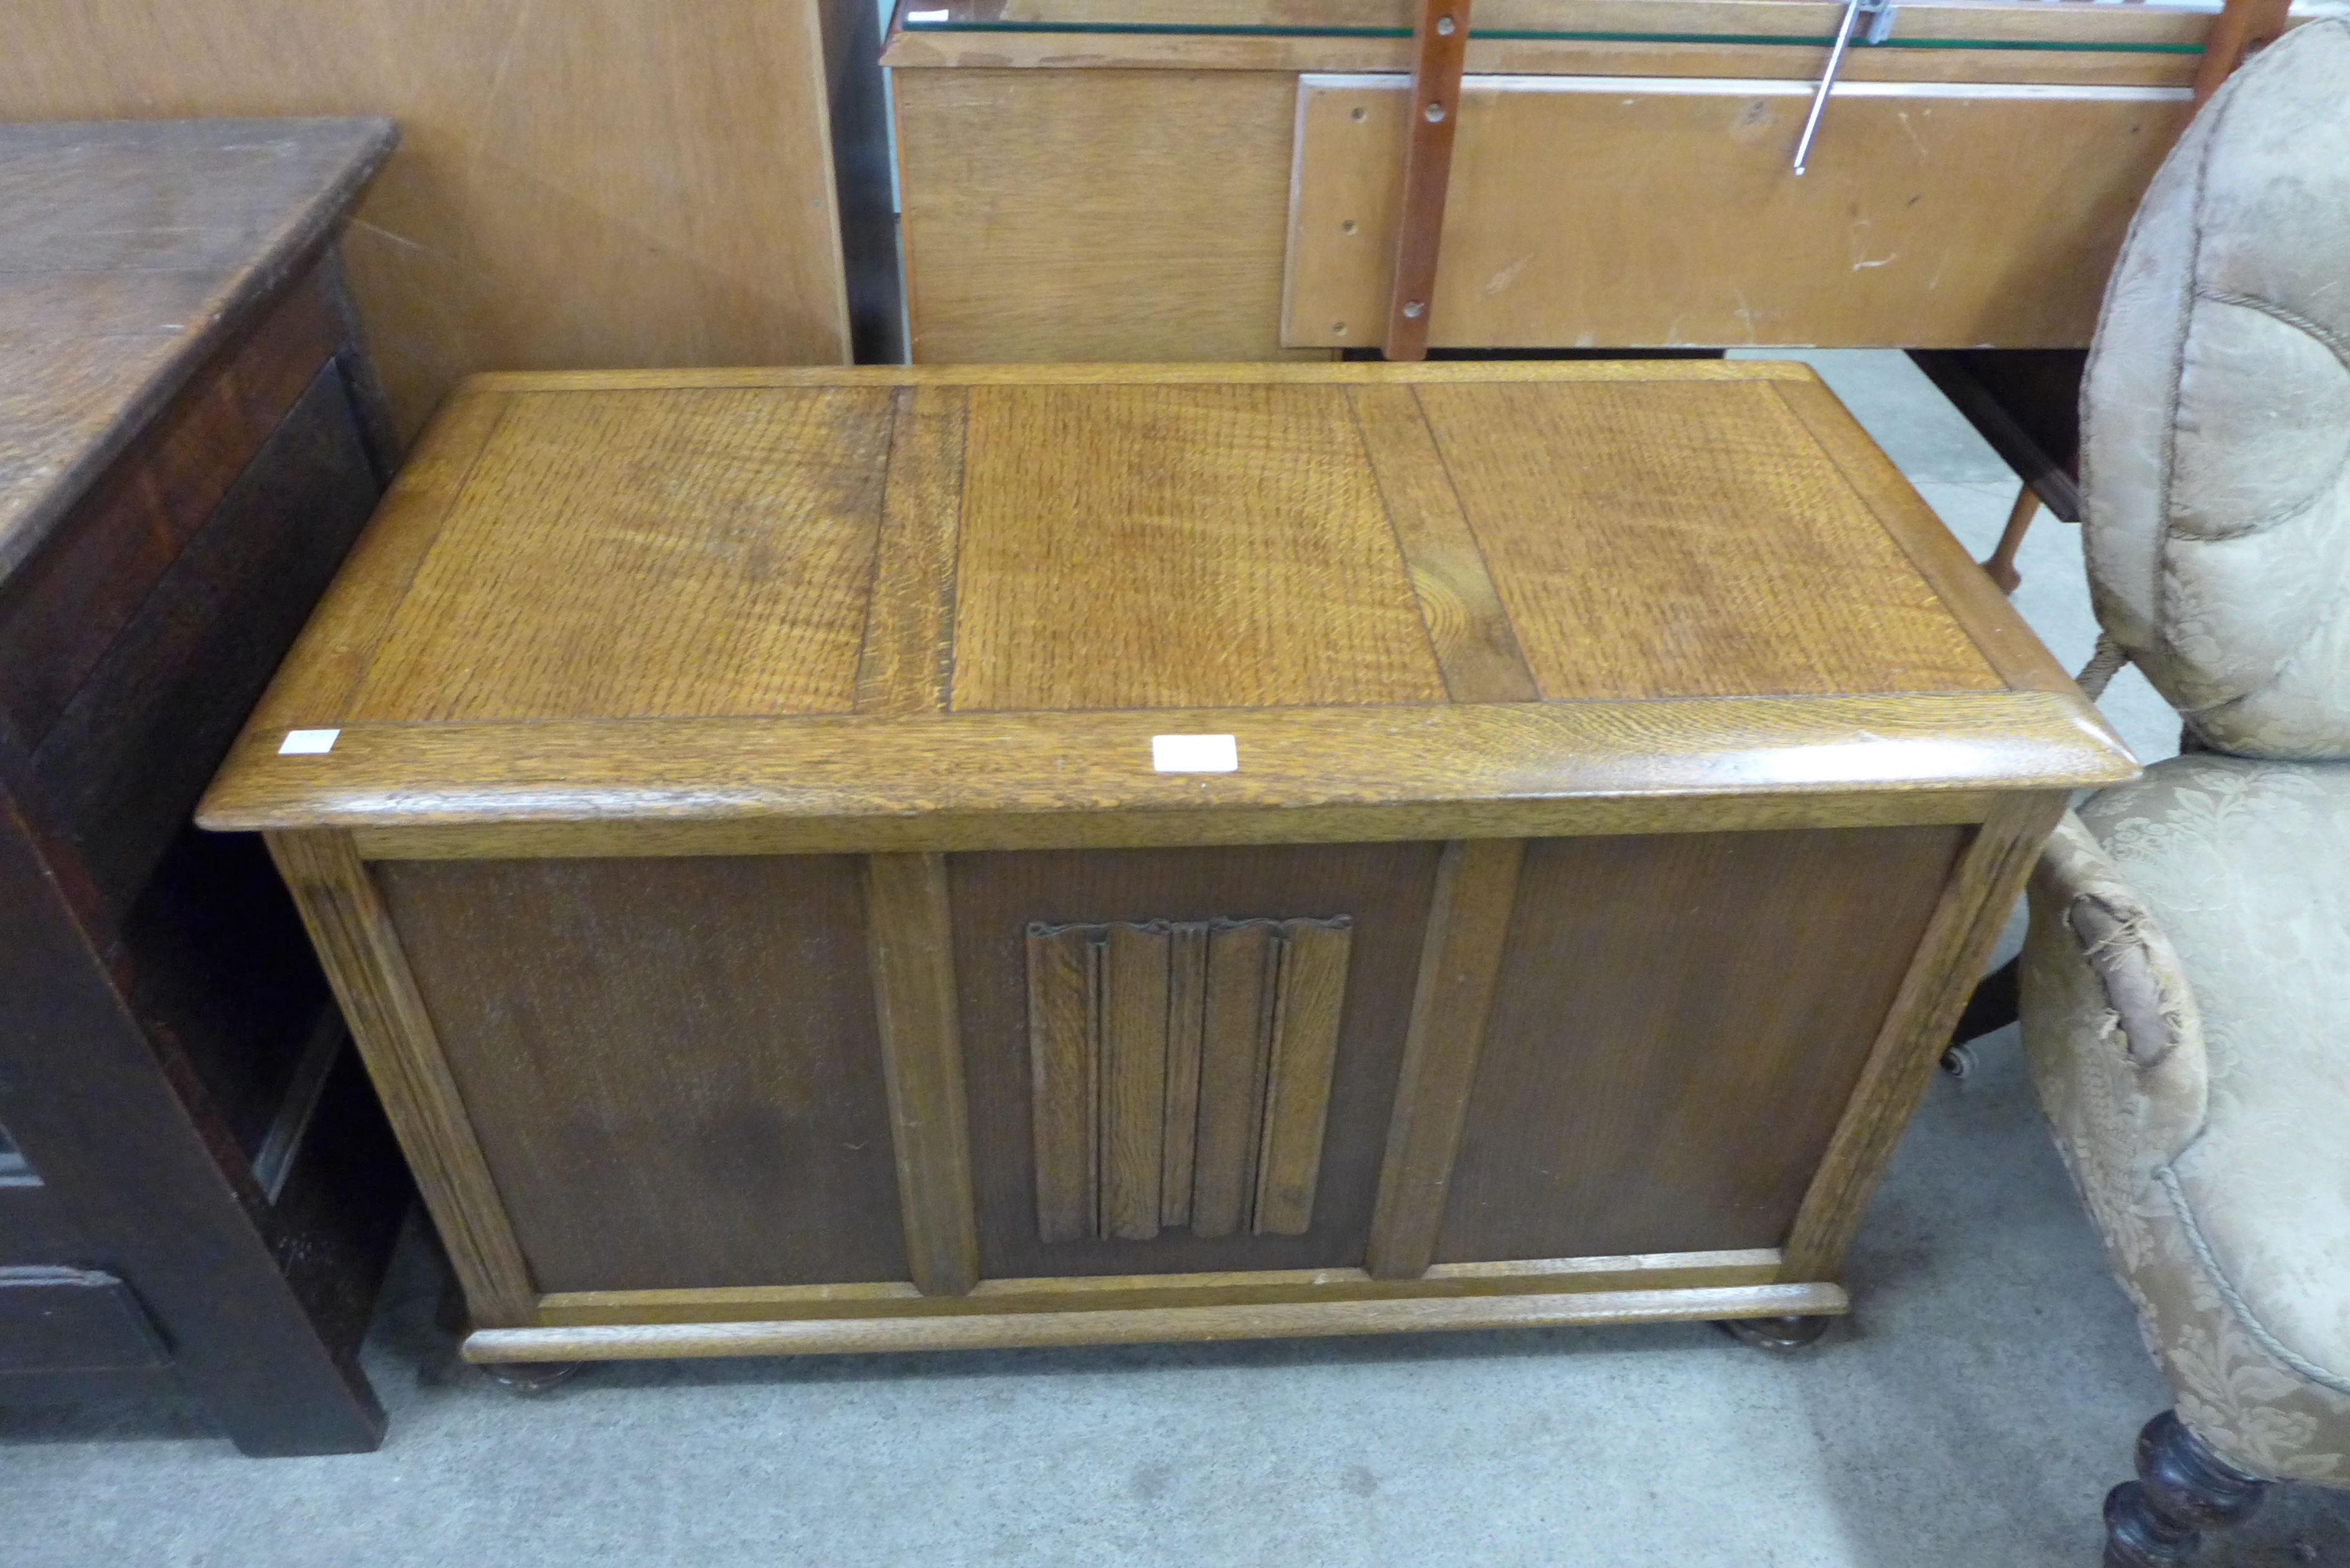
[2078,19,2350,760]
[2024,757,2350,1482]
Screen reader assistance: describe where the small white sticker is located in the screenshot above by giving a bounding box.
[279,728,340,755]
[1152,734,1237,773]
[907,7,950,19]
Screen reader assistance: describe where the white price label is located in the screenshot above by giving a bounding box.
[1151,734,1238,773]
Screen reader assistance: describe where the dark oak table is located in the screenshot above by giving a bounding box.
[0,118,411,1455]
[202,362,2136,1370]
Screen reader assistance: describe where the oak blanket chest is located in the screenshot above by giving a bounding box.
[198,361,2136,1368]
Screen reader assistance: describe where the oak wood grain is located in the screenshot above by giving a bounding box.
[1102,922,1172,1241]
[1365,836,1523,1278]
[951,384,1444,711]
[470,1281,1849,1359]
[352,388,894,722]
[1025,923,1098,1245]
[1347,386,1538,704]
[377,852,904,1295]
[1772,378,2097,703]
[866,852,981,1295]
[245,388,508,733]
[264,831,534,1326]
[1435,823,1965,1262]
[453,362,1818,392]
[1161,922,1210,1228]
[951,842,1440,1278]
[1191,921,1278,1241]
[1781,790,2069,1278]
[535,1244,1786,1322]
[855,386,968,717]
[1416,380,2002,699]
[204,693,2136,852]
[1284,76,2190,350]
[1252,918,1352,1236]
[894,68,1318,363]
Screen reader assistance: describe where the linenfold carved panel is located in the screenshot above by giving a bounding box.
[1024,916,1352,1243]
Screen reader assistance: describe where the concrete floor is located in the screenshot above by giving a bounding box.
[5,353,2344,1566]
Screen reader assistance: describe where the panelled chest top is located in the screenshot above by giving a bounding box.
[199,362,2136,854]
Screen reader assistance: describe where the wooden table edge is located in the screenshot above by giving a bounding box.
[197,691,2140,849]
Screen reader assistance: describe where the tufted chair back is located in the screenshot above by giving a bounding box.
[2078,17,2350,760]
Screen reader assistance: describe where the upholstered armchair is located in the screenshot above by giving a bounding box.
[2019,19,2350,1566]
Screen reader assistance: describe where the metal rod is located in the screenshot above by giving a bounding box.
[1791,0,1865,176]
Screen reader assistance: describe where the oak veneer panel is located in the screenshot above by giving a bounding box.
[952,385,1444,712]
[377,854,906,1294]
[1161,923,1210,1229]
[894,69,1317,363]
[1346,386,1538,706]
[1101,923,1172,1241]
[864,851,981,1295]
[1024,925,1098,1245]
[952,842,1440,1277]
[1283,76,2189,350]
[855,386,968,717]
[1365,836,1524,1279]
[0,1,856,438]
[1189,920,1278,1241]
[352,389,893,722]
[1434,823,1965,1263]
[1416,381,2001,699]
[1253,918,1352,1236]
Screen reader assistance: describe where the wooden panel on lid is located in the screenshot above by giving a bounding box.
[951,383,1446,712]
[352,388,894,722]
[1415,380,2001,699]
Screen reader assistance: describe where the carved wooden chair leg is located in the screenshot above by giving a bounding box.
[1718,1314,1835,1352]
[1982,482,2038,594]
[478,1360,586,1395]
[2104,1409,2268,1567]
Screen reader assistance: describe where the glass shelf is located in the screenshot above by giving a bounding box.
[894,0,2221,57]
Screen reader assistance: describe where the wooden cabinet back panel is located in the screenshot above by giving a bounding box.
[1285,77,2189,349]
[1436,823,1967,1262]
[378,855,906,1294]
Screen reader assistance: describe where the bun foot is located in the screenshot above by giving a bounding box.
[477,1360,585,1395]
[2104,1409,2267,1567]
[1718,1314,1833,1353]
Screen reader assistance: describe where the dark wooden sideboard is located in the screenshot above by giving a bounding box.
[0,119,411,1455]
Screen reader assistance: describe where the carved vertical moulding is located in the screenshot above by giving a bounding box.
[1024,917,1353,1243]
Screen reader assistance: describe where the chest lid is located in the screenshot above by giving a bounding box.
[200,363,2134,851]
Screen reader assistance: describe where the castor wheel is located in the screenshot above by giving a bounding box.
[1940,1041,1977,1080]
[1718,1315,1834,1353]
[477,1360,585,1394]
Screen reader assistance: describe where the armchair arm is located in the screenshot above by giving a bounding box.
[2021,811,2210,1177]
